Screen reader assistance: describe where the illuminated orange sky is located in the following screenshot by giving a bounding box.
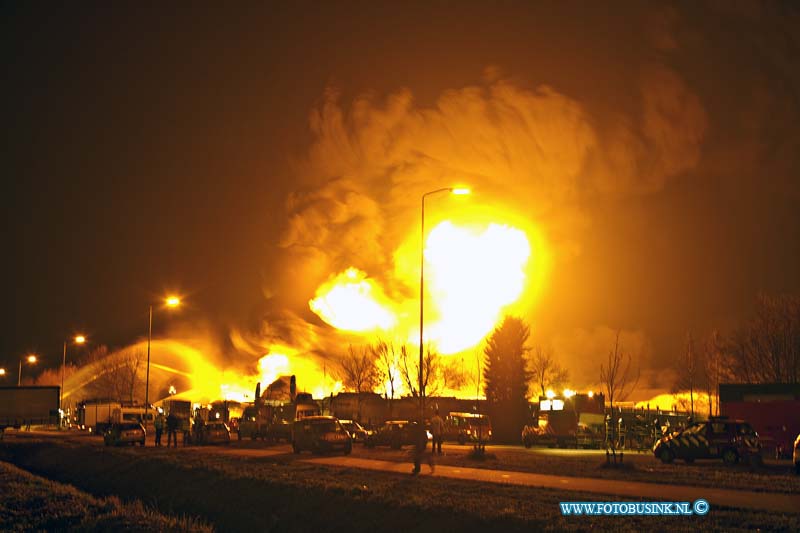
[3,3,800,398]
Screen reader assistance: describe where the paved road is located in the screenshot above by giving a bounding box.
[302,455,800,514]
[7,428,799,513]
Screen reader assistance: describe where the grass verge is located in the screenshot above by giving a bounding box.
[2,441,799,532]
[0,460,212,532]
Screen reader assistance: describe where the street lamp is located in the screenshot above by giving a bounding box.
[419,186,470,422]
[0,368,6,377]
[18,354,37,386]
[145,296,181,422]
[61,335,86,424]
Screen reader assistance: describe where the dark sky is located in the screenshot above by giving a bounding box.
[2,2,799,390]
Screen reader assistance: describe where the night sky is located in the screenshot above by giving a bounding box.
[3,2,799,392]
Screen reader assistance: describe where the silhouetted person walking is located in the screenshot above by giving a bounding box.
[411,420,433,475]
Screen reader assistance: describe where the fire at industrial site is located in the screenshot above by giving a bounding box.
[3,2,800,532]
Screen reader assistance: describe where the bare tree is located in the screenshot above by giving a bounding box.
[529,346,569,398]
[673,332,699,418]
[398,344,440,398]
[727,294,800,384]
[80,344,109,366]
[700,331,727,417]
[338,344,380,421]
[88,347,146,403]
[371,339,399,400]
[33,367,60,386]
[600,331,640,463]
[338,344,380,393]
[439,357,469,392]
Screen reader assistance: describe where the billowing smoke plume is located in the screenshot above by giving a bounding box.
[247,2,799,396]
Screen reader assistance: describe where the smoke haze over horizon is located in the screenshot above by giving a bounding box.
[3,2,799,398]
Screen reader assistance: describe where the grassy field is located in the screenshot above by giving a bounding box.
[0,461,211,532]
[355,444,800,494]
[2,439,799,532]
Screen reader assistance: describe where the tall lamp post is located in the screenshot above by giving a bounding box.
[419,187,470,422]
[145,297,181,424]
[61,335,86,426]
[18,354,38,386]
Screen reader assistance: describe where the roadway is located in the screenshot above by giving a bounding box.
[5,428,799,514]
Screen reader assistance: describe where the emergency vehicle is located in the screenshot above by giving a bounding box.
[719,383,800,459]
[528,393,605,448]
[238,377,319,441]
[444,412,492,444]
[653,416,762,465]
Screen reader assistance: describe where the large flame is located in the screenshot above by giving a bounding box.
[308,220,533,356]
[425,222,530,353]
[309,268,396,331]
[257,347,343,400]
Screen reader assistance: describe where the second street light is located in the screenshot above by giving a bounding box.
[61,334,86,427]
[18,354,37,386]
[419,186,470,423]
[145,296,181,425]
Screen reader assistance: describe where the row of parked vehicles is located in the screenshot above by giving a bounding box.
[293,412,493,453]
[102,418,234,447]
[522,410,799,470]
[94,398,799,474]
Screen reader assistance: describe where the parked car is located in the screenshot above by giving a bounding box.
[653,417,762,465]
[365,420,415,449]
[200,421,231,445]
[103,422,146,447]
[292,416,352,455]
[793,433,800,475]
[339,419,370,443]
[522,424,557,448]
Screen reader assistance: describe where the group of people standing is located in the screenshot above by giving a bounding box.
[411,409,445,475]
[153,411,181,447]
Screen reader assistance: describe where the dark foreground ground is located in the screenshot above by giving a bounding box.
[2,439,799,532]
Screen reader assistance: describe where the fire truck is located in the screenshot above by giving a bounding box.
[719,383,800,459]
[523,393,605,448]
[238,376,319,441]
[161,398,193,442]
[444,412,492,444]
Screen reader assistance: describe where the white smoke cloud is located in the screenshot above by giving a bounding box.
[261,65,710,388]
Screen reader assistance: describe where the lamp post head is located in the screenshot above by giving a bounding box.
[451,187,471,195]
[74,335,86,345]
[0,368,6,376]
[26,354,37,364]
[165,296,181,308]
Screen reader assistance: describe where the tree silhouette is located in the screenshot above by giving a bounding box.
[483,316,533,442]
[727,293,800,384]
[337,344,380,421]
[672,332,698,418]
[600,331,640,463]
[398,344,440,398]
[529,346,569,398]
